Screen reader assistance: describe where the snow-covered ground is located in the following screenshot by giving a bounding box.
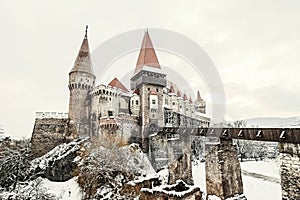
[42,160,281,200]
[42,177,82,200]
[192,160,282,200]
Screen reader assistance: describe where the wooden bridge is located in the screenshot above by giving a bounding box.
[159,127,300,143]
[156,127,300,200]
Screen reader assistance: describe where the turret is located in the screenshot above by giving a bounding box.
[169,85,178,112]
[177,90,184,114]
[68,26,96,136]
[183,93,189,116]
[130,89,140,116]
[195,90,206,114]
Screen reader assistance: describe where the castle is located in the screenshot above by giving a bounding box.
[31,27,210,157]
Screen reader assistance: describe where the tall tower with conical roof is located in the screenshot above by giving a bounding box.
[195,90,206,114]
[130,30,166,153]
[68,26,96,136]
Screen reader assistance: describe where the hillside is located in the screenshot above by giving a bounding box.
[241,116,300,128]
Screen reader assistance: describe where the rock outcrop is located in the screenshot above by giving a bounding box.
[31,139,85,182]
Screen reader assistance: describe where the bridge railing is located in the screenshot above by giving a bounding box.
[157,127,300,144]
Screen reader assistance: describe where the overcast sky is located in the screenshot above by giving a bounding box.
[0,0,299,139]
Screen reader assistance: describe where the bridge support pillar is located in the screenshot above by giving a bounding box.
[279,142,300,200]
[206,139,245,200]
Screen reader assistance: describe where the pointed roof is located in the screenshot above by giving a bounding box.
[134,30,161,74]
[169,85,175,94]
[177,90,182,97]
[196,91,203,102]
[183,93,188,101]
[149,89,157,95]
[70,26,95,76]
[189,96,193,103]
[108,78,129,92]
[133,88,140,95]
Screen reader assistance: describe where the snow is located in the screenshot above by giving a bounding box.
[242,116,300,128]
[31,139,85,171]
[192,160,281,200]
[41,177,82,200]
[240,160,280,179]
[141,180,199,197]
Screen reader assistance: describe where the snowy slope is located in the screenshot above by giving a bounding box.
[242,116,300,128]
[41,160,281,200]
[42,177,82,200]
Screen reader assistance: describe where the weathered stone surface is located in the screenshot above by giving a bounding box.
[140,180,202,200]
[149,130,193,185]
[168,135,193,185]
[30,118,77,158]
[121,176,160,197]
[205,139,244,200]
[31,139,84,182]
[279,142,300,200]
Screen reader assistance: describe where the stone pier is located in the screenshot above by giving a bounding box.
[279,142,300,200]
[205,139,244,200]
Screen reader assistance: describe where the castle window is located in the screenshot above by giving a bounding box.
[152,99,156,104]
[132,100,134,105]
[108,111,113,117]
[172,102,176,106]
[148,88,150,91]
[135,100,139,105]
[156,88,159,92]
[109,97,111,101]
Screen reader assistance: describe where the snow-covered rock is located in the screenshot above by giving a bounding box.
[31,139,85,181]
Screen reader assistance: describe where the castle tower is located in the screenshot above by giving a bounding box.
[195,90,206,114]
[177,90,184,114]
[183,93,189,116]
[68,26,96,136]
[130,30,166,153]
[130,89,140,116]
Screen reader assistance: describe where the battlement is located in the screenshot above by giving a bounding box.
[36,112,68,119]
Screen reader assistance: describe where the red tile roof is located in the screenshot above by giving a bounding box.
[183,93,188,101]
[196,90,203,102]
[134,30,160,74]
[108,78,129,92]
[177,90,181,97]
[169,85,175,93]
[149,89,157,95]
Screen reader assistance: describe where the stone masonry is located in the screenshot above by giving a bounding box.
[279,142,300,200]
[205,139,244,200]
[30,118,77,158]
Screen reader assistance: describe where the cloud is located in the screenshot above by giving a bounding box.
[0,0,300,138]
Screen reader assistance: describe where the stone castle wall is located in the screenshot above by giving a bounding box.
[30,118,77,158]
[279,142,300,200]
